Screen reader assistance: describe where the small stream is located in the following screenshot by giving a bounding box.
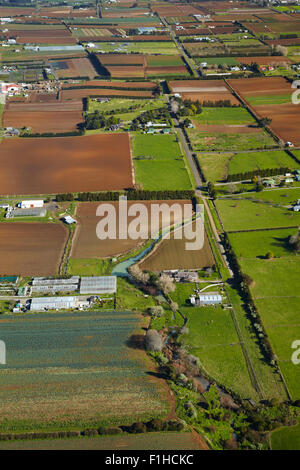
[111,214,198,278]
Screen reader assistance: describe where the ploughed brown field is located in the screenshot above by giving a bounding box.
[50,58,97,80]
[2,110,83,133]
[254,104,300,146]
[180,92,239,105]
[60,88,154,100]
[228,77,292,96]
[62,80,157,90]
[71,200,192,259]
[3,99,84,133]
[4,28,76,44]
[168,79,238,103]
[236,56,293,66]
[0,223,68,276]
[140,223,215,272]
[229,77,299,145]
[0,134,134,195]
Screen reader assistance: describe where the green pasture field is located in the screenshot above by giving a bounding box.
[132,134,192,190]
[92,42,179,55]
[183,43,226,57]
[196,153,232,183]
[88,97,166,122]
[0,310,168,432]
[146,55,183,66]
[246,94,292,106]
[228,228,297,259]
[228,150,299,175]
[192,108,254,126]
[180,305,258,399]
[187,129,276,152]
[238,187,300,205]
[271,420,300,450]
[0,432,202,450]
[67,258,111,276]
[215,198,300,231]
[238,256,300,399]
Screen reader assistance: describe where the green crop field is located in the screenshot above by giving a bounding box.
[241,187,300,205]
[238,256,300,399]
[93,42,179,55]
[180,305,258,398]
[192,108,254,126]
[228,228,297,259]
[0,311,168,432]
[132,134,192,190]
[246,94,292,106]
[196,153,232,183]
[187,129,275,152]
[228,150,299,175]
[0,431,202,450]
[215,198,300,231]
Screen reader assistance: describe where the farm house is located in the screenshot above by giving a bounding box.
[80,276,117,294]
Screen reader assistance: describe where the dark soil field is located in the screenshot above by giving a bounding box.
[60,88,154,100]
[140,223,215,271]
[71,200,191,259]
[0,223,68,276]
[228,77,292,96]
[0,134,134,195]
[3,99,84,132]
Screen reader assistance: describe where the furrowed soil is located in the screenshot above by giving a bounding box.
[0,223,68,276]
[0,134,134,195]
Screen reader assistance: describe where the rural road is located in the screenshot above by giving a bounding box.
[160,17,200,78]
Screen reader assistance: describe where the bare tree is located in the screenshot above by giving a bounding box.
[129,264,150,285]
[145,329,163,352]
[157,273,175,295]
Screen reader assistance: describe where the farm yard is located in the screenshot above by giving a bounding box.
[0,311,169,432]
[0,134,134,195]
[0,223,68,276]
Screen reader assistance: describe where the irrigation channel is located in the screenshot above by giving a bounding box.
[112,212,203,277]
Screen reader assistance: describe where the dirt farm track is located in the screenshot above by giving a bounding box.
[0,134,134,195]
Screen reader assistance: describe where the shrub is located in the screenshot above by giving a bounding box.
[146,419,164,432]
[81,429,98,437]
[130,422,147,434]
[100,427,123,435]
